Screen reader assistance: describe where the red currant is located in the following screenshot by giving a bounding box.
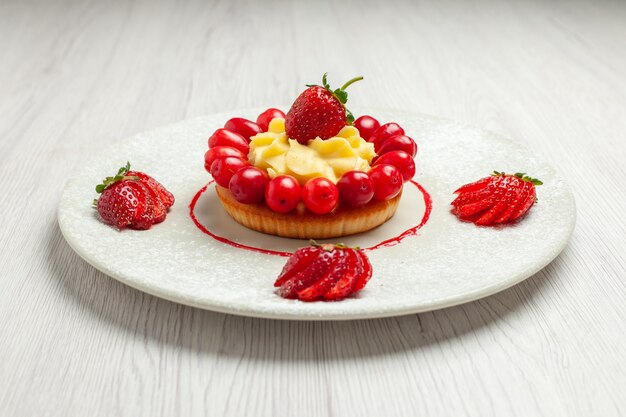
[204,146,246,172]
[208,128,250,155]
[302,177,339,214]
[265,175,301,213]
[229,167,269,204]
[210,156,248,188]
[353,115,380,141]
[377,134,417,157]
[337,171,374,207]
[369,164,403,201]
[224,118,262,141]
[256,108,286,132]
[373,150,415,182]
[369,122,405,152]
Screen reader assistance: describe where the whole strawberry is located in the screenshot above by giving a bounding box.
[285,73,363,144]
[274,241,373,301]
[94,162,174,229]
[451,171,543,225]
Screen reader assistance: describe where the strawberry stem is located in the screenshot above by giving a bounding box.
[340,76,364,91]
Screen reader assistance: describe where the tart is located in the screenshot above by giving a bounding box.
[203,74,417,239]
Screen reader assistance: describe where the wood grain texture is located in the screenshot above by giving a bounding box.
[1,0,625,415]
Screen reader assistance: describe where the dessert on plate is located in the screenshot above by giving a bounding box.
[203,74,418,239]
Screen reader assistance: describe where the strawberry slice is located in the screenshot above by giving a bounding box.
[127,181,155,230]
[452,171,542,226]
[277,250,336,299]
[353,250,373,292]
[128,170,175,208]
[323,250,363,300]
[275,246,321,287]
[297,250,348,301]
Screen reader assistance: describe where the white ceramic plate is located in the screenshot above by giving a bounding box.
[58,108,576,320]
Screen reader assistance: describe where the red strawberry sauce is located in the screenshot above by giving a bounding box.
[189,180,432,257]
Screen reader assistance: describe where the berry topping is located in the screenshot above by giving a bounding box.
[265,175,302,213]
[377,134,417,157]
[94,162,174,229]
[353,115,380,141]
[302,177,339,214]
[373,150,416,182]
[224,118,262,141]
[368,122,405,152]
[208,128,250,155]
[256,108,286,132]
[228,166,269,204]
[275,241,373,301]
[337,171,375,208]
[368,164,403,201]
[451,171,543,225]
[210,156,249,188]
[204,146,247,173]
[285,73,363,144]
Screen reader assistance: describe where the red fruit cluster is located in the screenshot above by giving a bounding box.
[95,162,174,229]
[274,242,373,301]
[451,171,543,225]
[204,110,419,215]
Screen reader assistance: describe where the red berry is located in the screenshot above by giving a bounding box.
[228,167,269,204]
[208,128,249,155]
[301,177,339,214]
[451,172,542,225]
[204,146,246,172]
[368,122,405,152]
[224,118,262,141]
[373,150,416,182]
[275,243,373,301]
[265,175,302,213]
[256,108,286,131]
[285,73,363,144]
[210,156,248,188]
[353,115,380,141]
[336,171,374,207]
[377,134,417,157]
[368,164,403,201]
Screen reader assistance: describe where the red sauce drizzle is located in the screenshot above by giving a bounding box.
[189,180,432,257]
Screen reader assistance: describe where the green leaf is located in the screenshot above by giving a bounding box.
[531,179,543,185]
[346,109,355,125]
[96,184,105,193]
[322,73,330,90]
[333,89,348,104]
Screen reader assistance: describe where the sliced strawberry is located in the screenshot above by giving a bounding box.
[274,246,321,287]
[127,181,155,230]
[495,181,531,223]
[128,170,175,208]
[297,250,348,301]
[453,176,492,194]
[277,250,336,299]
[352,250,373,292]
[510,185,536,221]
[323,250,363,300]
[452,171,542,226]
[96,181,141,228]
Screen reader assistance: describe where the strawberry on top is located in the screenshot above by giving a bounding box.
[285,73,363,144]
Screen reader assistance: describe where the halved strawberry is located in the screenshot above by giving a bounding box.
[452,171,542,226]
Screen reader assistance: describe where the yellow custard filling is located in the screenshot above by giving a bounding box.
[248,118,375,184]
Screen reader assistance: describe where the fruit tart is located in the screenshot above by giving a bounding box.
[203,74,418,239]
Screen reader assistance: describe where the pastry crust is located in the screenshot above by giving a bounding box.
[215,185,401,239]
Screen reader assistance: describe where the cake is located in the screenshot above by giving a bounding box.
[203,74,417,239]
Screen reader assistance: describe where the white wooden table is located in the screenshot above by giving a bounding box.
[1,0,625,415]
